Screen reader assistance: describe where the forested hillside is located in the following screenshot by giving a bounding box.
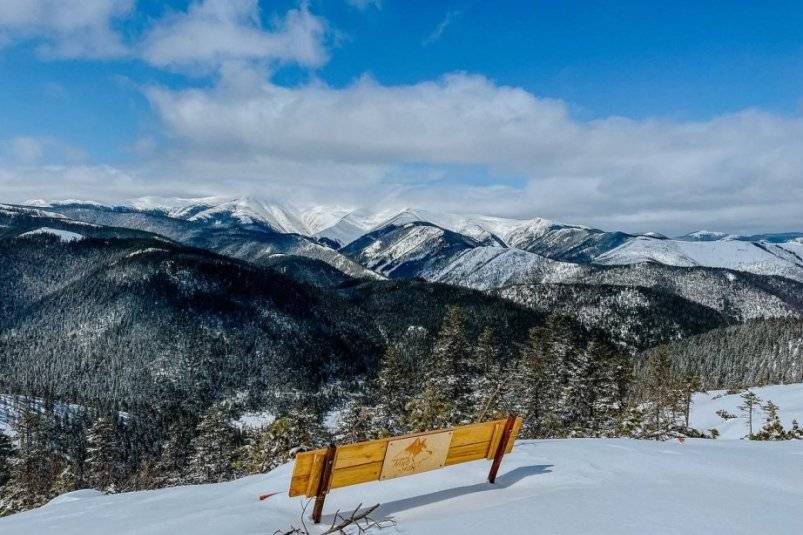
[643,318,803,388]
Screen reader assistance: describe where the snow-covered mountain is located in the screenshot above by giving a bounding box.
[23,197,803,286]
[595,235,803,282]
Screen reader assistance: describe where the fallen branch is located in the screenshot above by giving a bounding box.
[275,501,395,535]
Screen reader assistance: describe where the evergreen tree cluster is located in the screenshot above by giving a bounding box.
[333,309,634,442]
[641,318,803,389]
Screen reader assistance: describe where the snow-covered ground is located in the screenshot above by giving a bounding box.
[2,438,801,534]
[690,383,803,439]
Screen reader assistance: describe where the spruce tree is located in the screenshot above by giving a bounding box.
[154,417,196,486]
[407,307,473,430]
[334,392,375,443]
[587,337,631,436]
[508,326,554,437]
[738,390,762,439]
[641,346,680,438]
[84,415,123,492]
[617,405,645,438]
[0,429,14,487]
[242,404,328,473]
[0,411,64,516]
[789,419,802,439]
[405,386,454,433]
[373,344,413,435]
[754,401,786,441]
[187,406,238,483]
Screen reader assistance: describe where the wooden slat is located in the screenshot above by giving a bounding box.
[334,439,388,470]
[505,417,523,453]
[330,461,383,489]
[289,448,327,497]
[485,422,504,460]
[449,420,497,448]
[305,452,325,497]
[445,441,488,466]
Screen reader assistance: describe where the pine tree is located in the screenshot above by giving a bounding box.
[617,405,645,438]
[640,346,681,438]
[471,328,503,422]
[154,417,196,486]
[587,337,631,436]
[789,419,802,439]
[754,401,786,441]
[505,327,552,437]
[50,461,80,497]
[0,429,15,488]
[187,406,238,483]
[334,392,375,443]
[407,307,473,430]
[373,344,413,435]
[473,360,508,424]
[737,390,762,439]
[0,411,64,516]
[405,385,453,433]
[242,404,328,473]
[543,316,578,436]
[85,415,122,492]
[559,349,595,435]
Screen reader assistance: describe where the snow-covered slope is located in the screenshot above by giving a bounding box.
[3,437,801,534]
[595,236,803,282]
[341,222,481,278]
[18,227,84,242]
[690,383,803,439]
[433,246,582,289]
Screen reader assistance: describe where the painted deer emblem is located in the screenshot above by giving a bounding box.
[392,437,433,473]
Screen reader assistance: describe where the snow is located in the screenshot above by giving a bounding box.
[233,411,276,431]
[681,230,732,241]
[2,437,801,534]
[18,227,84,243]
[434,246,582,289]
[358,224,447,274]
[690,383,803,439]
[186,198,309,234]
[126,248,168,258]
[595,236,803,282]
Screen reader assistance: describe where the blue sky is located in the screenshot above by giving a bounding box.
[0,0,802,233]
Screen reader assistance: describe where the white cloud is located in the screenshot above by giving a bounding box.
[140,0,328,71]
[140,70,803,234]
[0,0,132,58]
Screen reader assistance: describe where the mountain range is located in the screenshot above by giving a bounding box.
[24,196,803,282]
[5,196,801,354]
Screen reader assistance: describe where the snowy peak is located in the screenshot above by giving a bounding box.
[341,221,481,278]
[680,230,733,242]
[181,197,309,235]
